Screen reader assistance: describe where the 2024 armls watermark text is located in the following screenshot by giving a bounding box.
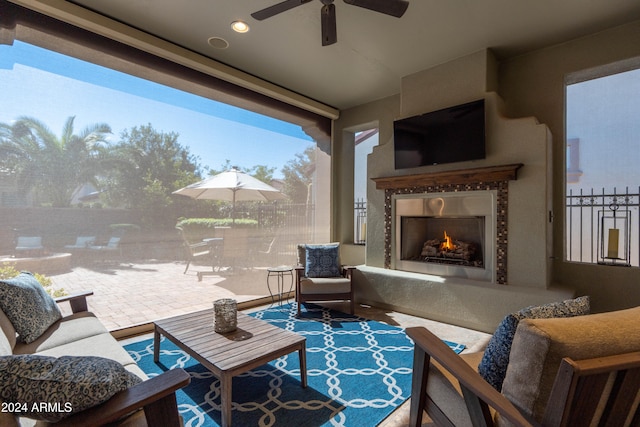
[2,401,73,414]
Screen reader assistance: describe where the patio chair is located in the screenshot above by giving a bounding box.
[176,226,217,274]
[295,243,355,316]
[405,306,640,427]
[88,236,122,261]
[14,236,45,257]
[64,235,96,250]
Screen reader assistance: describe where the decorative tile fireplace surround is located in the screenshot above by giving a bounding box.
[373,164,522,285]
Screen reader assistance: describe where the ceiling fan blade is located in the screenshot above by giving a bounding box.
[321,3,337,46]
[343,0,409,18]
[251,0,313,21]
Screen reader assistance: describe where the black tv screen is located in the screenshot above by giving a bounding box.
[394,99,485,169]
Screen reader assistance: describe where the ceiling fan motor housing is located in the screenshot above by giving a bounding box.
[252,0,409,45]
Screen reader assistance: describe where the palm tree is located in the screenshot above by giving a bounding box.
[0,116,112,207]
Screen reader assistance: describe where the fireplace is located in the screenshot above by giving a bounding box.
[393,191,497,282]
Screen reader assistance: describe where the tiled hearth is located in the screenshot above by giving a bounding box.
[373,164,522,285]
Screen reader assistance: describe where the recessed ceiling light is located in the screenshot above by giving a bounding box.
[208,37,229,49]
[231,20,250,33]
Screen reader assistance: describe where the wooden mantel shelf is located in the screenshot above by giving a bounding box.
[372,163,523,190]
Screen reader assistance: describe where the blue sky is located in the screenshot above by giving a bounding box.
[0,41,313,178]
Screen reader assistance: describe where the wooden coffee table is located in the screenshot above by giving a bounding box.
[153,309,307,427]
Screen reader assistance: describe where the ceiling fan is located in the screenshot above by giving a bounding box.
[251,0,410,46]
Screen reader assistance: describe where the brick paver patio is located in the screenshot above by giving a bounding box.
[50,261,275,331]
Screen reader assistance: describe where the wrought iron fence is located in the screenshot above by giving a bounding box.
[354,198,367,245]
[566,187,640,267]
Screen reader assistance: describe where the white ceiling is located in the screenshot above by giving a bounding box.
[67,0,640,111]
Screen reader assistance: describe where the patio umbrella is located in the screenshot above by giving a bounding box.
[172,168,287,221]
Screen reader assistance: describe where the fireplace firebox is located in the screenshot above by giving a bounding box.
[401,216,485,267]
[393,191,497,282]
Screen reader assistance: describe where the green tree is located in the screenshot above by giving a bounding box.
[208,161,276,184]
[281,145,315,203]
[102,124,202,226]
[0,116,112,207]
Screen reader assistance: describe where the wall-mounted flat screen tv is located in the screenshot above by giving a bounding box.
[394,99,485,169]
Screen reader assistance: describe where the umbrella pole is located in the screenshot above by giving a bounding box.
[232,190,236,224]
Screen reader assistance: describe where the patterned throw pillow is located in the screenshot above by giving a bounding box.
[305,244,341,278]
[478,295,590,391]
[0,355,142,422]
[0,272,62,344]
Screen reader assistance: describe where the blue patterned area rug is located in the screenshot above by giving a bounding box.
[125,303,465,427]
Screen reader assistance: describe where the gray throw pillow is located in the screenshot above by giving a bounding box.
[478,295,590,391]
[0,355,142,422]
[0,272,62,344]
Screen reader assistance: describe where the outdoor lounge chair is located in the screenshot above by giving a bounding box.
[88,236,122,261]
[14,236,45,257]
[295,243,355,316]
[64,235,96,250]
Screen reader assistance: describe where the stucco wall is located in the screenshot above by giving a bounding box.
[334,21,640,324]
[498,19,640,313]
[333,51,563,329]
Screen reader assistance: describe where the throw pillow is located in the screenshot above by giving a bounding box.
[0,272,62,344]
[0,354,142,422]
[305,243,341,278]
[478,295,590,391]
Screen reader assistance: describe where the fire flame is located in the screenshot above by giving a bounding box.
[441,231,456,251]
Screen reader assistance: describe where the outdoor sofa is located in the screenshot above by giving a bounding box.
[0,272,189,426]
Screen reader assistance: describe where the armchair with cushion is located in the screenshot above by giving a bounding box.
[405,303,640,426]
[295,243,355,316]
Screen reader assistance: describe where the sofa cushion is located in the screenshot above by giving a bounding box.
[0,334,11,357]
[31,333,144,378]
[0,272,62,344]
[299,276,352,294]
[478,296,590,391]
[0,354,142,422]
[0,309,16,356]
[12,312,108,355]
[500,305,640,424]
[305,243,341,278]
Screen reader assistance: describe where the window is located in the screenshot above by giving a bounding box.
[565,64,640,266]
[354,129,378,244]
[0,16,331,331]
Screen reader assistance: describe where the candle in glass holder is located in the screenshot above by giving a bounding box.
[213,298,237,333]
[607,228,619,259]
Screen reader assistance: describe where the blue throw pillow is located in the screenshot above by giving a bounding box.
[478,295,590,391]
[0,272,62,344]
[305,244,341,278]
